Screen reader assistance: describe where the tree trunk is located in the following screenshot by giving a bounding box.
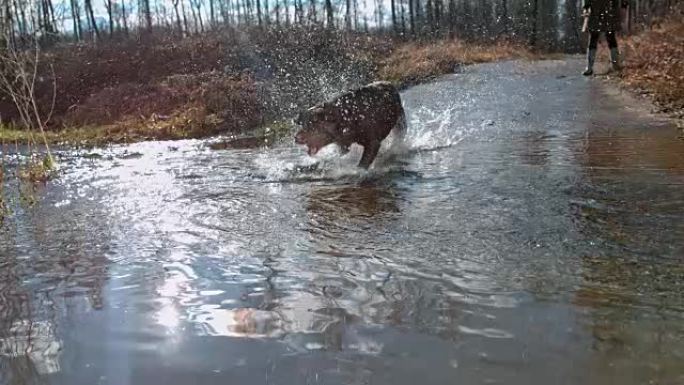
[47,0,59,33]
[42,0,53,33]
[263,0,269,24]
[353,0,358,29]
[70,0,81,41]
[121,0,129,34]
[16,0,28,36]
[256,0,262,25]
[345,0,351,29]
[414,0,421,32]
[197,3,204,31]
[325,0,333,27]
[391,0,397,33]
[210,0,215,26]
[285,0,290,24]
[294,0,301,24]
[142,0,152,30]
[181,0,189,32]
[408,0,415,35]
[501,0,508,34]
[37,0,45,33]
[243,0,250,24]
[529,0,538,47]
[275,0,280,24]
[190,0,199,32]
[447,0,455,34]
[105,0,114,36]
[309,0,317,24]
[173,0,183,35]
[562,0,581,51]
[85,0,100,39]
[400,0,406,33]
[6,1,17,48]
[376,0,384,29]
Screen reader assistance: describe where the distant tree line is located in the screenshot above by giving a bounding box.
[0,0,680,50]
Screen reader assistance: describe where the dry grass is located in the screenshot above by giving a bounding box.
[2,108,237,147]
[378,39,544,87]
[621,13,684,116]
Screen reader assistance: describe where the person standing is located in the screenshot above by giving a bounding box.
[582,0,629,76]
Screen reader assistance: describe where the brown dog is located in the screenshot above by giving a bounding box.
[294,81,406,169]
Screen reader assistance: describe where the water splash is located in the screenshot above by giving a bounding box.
[407,105,468,151]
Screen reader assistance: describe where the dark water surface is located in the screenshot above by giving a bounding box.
[1,59,683,385]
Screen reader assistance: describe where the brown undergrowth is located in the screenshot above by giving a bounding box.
[620,8,684,119]
[378,39,542,87]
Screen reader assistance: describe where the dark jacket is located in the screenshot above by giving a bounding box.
[583,0,628,32]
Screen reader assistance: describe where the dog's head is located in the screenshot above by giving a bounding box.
[294,105,341,156]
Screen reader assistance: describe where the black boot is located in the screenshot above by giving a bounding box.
[583,48,596,76]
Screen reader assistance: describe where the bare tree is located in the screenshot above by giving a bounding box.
[408,0,415,34]
[562,0,581,51]
[294,0,303,24]
[375,0,384,29]
[172,0,183,34]
[70,0,82,40]
[255,0,261,25]
[501,0,509,35]
[400,0,406,32]
[345,0,351,29]
[181,0,189,32]
[391,0,397,32]
[324,0,333,27]
[46,0,59,34]
[353,0,358,29]
[263,0,269,24]
[105,0,115,36]
[309,0,317,23]
[189,0,200,31]
[121,0,129,34]
[274,0,280,24]
[0,35,55,165]
[84,0,100,40]
[529,0,538,46]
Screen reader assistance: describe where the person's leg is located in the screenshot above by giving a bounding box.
[606,31,621,71]
[584,32,600,76]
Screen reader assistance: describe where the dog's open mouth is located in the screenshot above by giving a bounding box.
[307,145,320,156]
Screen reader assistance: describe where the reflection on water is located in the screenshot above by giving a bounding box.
[1,59,684,384]
[307,182,401,221]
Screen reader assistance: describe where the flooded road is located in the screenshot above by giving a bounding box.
[1,59,683,385]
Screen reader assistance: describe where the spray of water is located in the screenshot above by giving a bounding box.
[406,105,468,151]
